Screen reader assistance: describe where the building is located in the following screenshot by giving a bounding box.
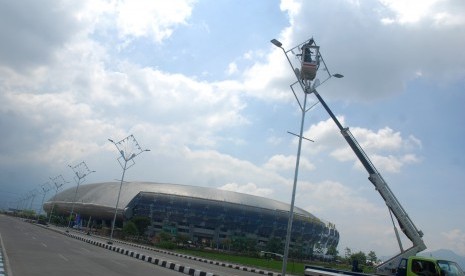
[43,181,339,254]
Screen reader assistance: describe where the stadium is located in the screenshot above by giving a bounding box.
[43,181,339,255]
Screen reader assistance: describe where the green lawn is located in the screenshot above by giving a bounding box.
[175,249,308,274]
[173,249,374,275]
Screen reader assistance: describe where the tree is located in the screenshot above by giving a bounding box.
[232,237,247,252]
[291,238,305,260]
[368,251,378,265]
[350,251,367,271]
[175,233,189,246]
[122,221,138,237]
[158,231,172,242]
[266,237,283,254]
[131,216,151,236]
[245,238,257,254]
[157,231,175,249]
[223,238,231,251]
[326,245,339,259]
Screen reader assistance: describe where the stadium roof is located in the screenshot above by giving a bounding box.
[45,181,319,220]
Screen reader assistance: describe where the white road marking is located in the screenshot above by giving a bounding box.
[81,247,90,252]
[58,254,69,262]
[41,243,47,248]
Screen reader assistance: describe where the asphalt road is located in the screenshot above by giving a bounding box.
[0,215,282,276]
[67,230,274,276]
[0,215,184,276]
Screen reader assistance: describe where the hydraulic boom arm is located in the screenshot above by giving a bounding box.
[312,89,426,275]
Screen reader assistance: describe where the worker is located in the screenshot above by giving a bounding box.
[413,261,422,274]
[303,47,312,62]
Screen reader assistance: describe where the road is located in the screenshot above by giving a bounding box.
[0,215,185,276]
[66,230,275,276]
[0,215,279,276]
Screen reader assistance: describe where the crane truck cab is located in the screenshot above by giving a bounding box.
[305,256,464,276]
[397,257,464,276]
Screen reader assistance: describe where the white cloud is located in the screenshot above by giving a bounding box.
[378,0,465,26]
[268,0,465,103]
[0,90,115,166]
[379,0,444,24]
[279,0,302,17]
[115,0,194,43]
[0,23,257,171]
[302,117,422,173]
[263,154,315,172]
[226,62,238,75]
[441,229,465,256]
[296,179,406,255]
[0,0,80,70]
[266,135,284,146]
[368,153,421,173]
[299,180,380,214]
[219,182,273,198]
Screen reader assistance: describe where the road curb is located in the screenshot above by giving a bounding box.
[64,232,217,276]
[0,251,4,276]
[100,235,281,276]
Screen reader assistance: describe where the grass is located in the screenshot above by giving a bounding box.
[172,248,376,275]
[175,249,312,274]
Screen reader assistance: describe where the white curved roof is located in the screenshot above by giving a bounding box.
[46,181,318,219]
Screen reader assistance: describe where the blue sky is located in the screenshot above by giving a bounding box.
[1,0,464,259]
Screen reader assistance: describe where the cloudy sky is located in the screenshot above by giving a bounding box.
[1,0,464,259]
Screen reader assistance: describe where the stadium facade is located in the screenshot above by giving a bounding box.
[43,181,339,254]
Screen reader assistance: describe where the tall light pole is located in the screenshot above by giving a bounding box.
[17,195,26,211]
[66,161,95,232]
[28,188,38,211]
[107,134,150,244]
[37,182,52,223]
[24,188,39,219]
[48,175,67,224]
[271,37,343,276]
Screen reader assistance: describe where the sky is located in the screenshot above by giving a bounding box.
[0,0,464,259]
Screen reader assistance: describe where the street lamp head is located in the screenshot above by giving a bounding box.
[333,73,344,78]
[108,138,114,143]
[271,39,282,48]
[144,149,151,152]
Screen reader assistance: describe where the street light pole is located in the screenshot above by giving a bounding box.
[28,188,38,211]
[272,39,313,276]
[108,157,127,244]
[37,182,51,223]
[271,38,343,276]
[48,175,67,224]
[107,134,149,244]
[66,161,95,232]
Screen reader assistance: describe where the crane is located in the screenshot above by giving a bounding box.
[272,37,426,276]
[312,88,426,275]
